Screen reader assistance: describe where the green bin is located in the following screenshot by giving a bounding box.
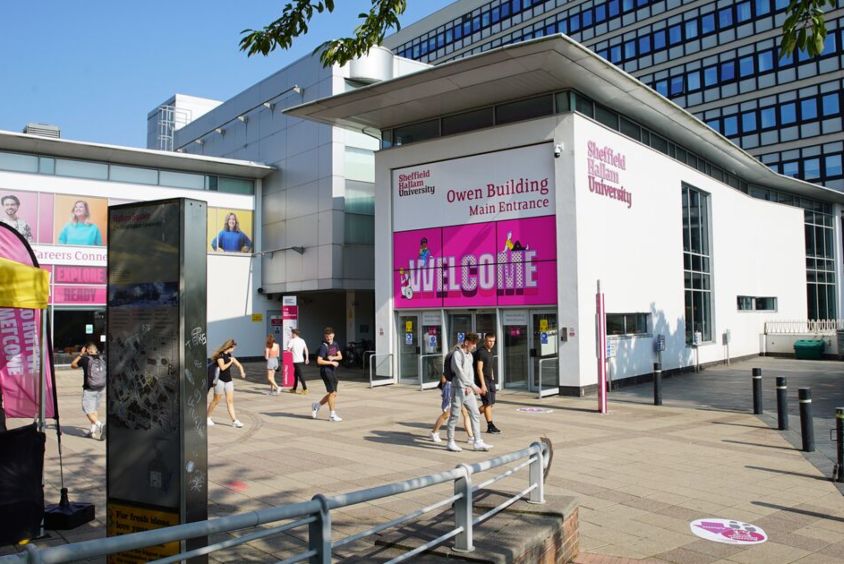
[793,339,825,360]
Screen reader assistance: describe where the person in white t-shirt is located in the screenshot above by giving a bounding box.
[287,328,310,394]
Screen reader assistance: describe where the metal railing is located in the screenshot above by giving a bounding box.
[418,353,443,390]
[363,350,376,373]
[537,357,559,399]
[765,319,844,334]
[368,353,394,388]
[3,441,550,564]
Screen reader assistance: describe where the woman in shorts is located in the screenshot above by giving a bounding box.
[207,339,246,428]
[265,334,281,394]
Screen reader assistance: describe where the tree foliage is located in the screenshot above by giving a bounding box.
[239,0,834,66]
[240,0,407,67]
[780,0,835,57]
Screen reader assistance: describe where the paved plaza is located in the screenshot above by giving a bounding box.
[2,356,844,562]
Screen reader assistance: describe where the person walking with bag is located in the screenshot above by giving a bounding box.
[445,333,492,452]
[430,347,474,444]
[71,343,106,440]
[287,328,309,394]
[265,334,281,394]
[207,339,246,428]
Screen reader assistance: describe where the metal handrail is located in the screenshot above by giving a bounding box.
[368,352,394,388]
[418,353,443,390]
[3,441,550,564]
[537,357,559,399]
[363,350,376,372]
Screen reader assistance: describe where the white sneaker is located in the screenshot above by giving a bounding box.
[207,418,215,427]
[430,432,442,443]
[91,422,103,441]
[232,419,244,428]
[311,402,320,419]
[446,441,463,452]
[329,413,343,422]
[473,440,493,451]
[467,437,475,444]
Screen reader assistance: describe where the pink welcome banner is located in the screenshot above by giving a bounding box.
[394,215,557,308]
[0,223,57,419]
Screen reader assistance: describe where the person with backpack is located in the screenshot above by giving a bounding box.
[430,347,474,444]
[445,333,493,452]
[71,343,106,440]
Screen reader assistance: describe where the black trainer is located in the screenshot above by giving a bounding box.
[487,424,501,434]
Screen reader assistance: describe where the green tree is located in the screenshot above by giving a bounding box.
[240,0,406,67]
[239,0,835,66]
[781,0,836,57]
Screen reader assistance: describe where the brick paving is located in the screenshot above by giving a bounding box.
[2,356,843,562]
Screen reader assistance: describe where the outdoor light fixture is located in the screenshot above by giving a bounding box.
[259,246,306,257]
[194,139,204,145]
[291,85,303,95]
[263,102,275,111]
[214,128,225,135]
[237,115,248,123]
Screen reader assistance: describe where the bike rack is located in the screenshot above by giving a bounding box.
[369,353,395,388]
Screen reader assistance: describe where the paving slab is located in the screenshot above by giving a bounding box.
[1,356,842,562]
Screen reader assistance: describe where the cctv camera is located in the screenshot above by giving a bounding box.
[257,287,265,294]
[553,143,563,158]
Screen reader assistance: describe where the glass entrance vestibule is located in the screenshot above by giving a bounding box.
[395,309,559,393]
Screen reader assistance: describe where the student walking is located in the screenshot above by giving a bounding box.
[430,363,475,444]
[265,334,281,394]
[474,333,501,433]
[287,328,309,394]
[207,339,246,428]
[312,327,343,421]
[71,343,106,440]
[446,333,493,452]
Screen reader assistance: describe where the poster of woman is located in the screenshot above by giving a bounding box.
[54,195,107,246]
[209,209,253,253]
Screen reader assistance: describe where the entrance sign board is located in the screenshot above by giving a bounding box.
[106,199,208,562]
[392,145,557,310]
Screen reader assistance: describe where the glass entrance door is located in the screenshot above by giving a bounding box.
[397,314,419,385]
[447,312,472,351]
[420,312,443,389]
[531,311,558,395]
[502,310,529,388]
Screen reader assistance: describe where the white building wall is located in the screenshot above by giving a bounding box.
[0,170,274,358]
[572,115,806,388]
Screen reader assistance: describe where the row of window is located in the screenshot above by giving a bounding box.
[682,184,712,344]
[737,296,778,311]
[0,150,255,194]
[397,0,793,64]
[595,0,799,66]
[758,141,844,189]
[648,28,841,99]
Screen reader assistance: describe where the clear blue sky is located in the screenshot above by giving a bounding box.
[0,1,453,148]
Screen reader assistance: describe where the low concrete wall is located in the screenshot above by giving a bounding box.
[765,333,836,355]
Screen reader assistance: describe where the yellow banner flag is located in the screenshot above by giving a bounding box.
[0,256,50,309]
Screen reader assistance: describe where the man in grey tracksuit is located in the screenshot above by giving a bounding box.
[446,333,493,452]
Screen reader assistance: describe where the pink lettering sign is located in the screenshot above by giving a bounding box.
[393,216,556,308]
[53,285,107,305]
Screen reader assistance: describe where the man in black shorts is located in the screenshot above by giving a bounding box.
[312,327,343,421]
[474,333,500,433]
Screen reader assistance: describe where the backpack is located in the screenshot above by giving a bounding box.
[87,357,106,390]
[442,350,456,382]
[207,358,220,390]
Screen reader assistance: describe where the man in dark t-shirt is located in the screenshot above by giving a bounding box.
[473,333,500,434]
[312,327,343,421]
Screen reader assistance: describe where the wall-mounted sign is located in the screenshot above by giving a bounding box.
[405,333,413,345]
[251,313,263,322]
[422,312,441,326]
[502,310,528,326]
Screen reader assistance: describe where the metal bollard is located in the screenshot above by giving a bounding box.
[798,388,815,452]
[653,362,662,406]
[836,407,844,483]
[752,368,763,414]
[776,376,788,431]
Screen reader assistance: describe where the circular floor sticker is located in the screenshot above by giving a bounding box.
[516,407,554,414]
[690,519,767,545]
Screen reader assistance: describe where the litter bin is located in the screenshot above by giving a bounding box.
[793,339,825,360]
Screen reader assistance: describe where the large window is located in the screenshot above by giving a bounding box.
[606,313,649,335]
[682,184,712,344]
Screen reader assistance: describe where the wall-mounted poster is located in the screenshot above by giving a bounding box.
[53,194,108,246]
[0,190,37,243]
[207,208,253,253]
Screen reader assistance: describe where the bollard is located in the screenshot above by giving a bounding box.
[752,368,763,415]
[776,376,788,431]
[653,362,662,406]
[798,388,815,452]
[836,407,844,483]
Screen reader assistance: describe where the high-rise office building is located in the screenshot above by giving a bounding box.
[383,0,843,318]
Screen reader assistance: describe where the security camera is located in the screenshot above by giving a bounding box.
[553,143,563,158]
[257,287,265,294]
